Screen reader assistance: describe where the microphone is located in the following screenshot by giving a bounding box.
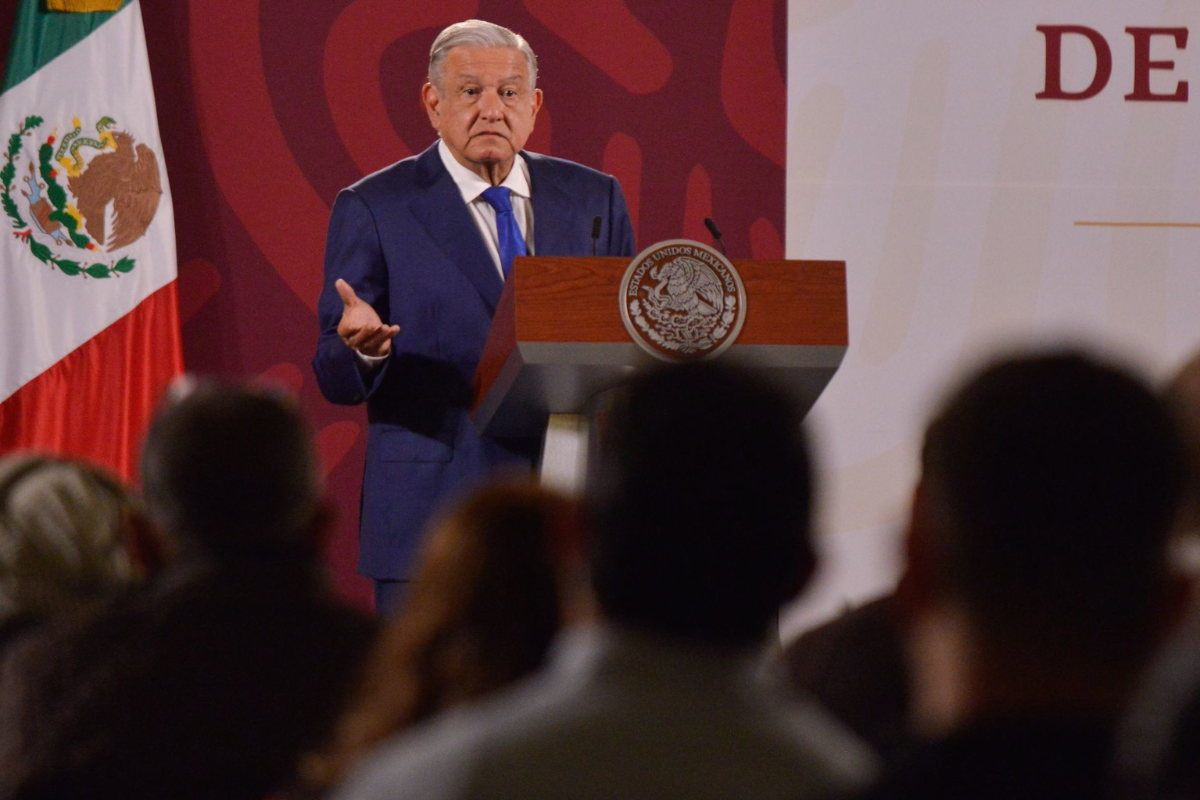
[704,217,728,257]
[591,216,602,257]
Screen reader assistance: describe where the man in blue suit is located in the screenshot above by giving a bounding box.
[313,20,635,611]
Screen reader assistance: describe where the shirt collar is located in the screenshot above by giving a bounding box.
[438,139,531,204]
[547,622,774,690]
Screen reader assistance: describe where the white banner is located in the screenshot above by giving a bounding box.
[784,0,1200,636]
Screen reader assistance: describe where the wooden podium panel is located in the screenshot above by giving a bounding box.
[473,256,848,437]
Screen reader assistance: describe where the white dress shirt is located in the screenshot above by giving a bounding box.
[437,139,534,281]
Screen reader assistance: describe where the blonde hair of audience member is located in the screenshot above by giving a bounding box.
[300,481,579,791]
[0,455,154,632]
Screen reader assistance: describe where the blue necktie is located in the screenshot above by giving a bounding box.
[481,186,527,279]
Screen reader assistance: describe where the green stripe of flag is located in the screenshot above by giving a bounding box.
[2,0,131,93]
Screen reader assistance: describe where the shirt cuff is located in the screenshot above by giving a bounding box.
[355,350,388,369]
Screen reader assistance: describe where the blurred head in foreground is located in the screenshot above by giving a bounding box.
[585,361,815,648]
[303,480,574,789]
[140,379,326,560]
[902,349,1185,730]
[0,455,145,640]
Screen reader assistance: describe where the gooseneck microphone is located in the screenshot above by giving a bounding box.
[704,217,728,257]
[591,216,602,256]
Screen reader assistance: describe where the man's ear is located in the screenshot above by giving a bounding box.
[894,480,939,625]
[421,82,441,131]
[304,499,336,556]
[552,499,599,625]
[1157,567,1195,642]
[551,498,587,571]
[121,508,174,579]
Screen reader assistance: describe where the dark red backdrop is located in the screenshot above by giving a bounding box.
[1,0,786,607]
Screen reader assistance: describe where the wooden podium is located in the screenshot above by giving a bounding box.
[472,254,848,488]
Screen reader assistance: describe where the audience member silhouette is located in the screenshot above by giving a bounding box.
[301,481,576,794]
[0,455,155,655]
[855,350,1186,800]
[0,382,376,800]
[334,362,876,800]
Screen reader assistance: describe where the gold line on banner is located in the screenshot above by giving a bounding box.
[1075,221,1200,228]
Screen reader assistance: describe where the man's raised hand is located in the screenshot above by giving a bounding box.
[335,279,401,358]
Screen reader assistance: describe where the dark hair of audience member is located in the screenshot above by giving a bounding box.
[140,380,324,558]
[0,455,148,650]
[299,481,573,791]
[919,351,1185,671]
[584,361,815,648]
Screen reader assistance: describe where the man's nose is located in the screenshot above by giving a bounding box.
[479,90,504,120]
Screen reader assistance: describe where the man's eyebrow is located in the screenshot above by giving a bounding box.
[454,74,526,85]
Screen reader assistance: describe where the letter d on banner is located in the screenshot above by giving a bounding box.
[1036,25,1113,100]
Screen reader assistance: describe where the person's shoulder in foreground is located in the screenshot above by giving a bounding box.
[333,623,876,800]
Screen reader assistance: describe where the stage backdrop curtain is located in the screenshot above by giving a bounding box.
[0,0,182,481]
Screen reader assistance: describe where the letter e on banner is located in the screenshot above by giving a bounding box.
[1036,25,1113,100]
[1126,27,1189,102]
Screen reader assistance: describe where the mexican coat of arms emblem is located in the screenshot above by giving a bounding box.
[619,239,748,361]
[2,114,162,279]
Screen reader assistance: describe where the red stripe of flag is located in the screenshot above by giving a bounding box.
[0,280,184,481]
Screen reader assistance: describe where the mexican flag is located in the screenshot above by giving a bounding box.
[0,0,182,480]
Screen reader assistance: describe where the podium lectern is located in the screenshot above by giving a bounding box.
[472,254,848,490]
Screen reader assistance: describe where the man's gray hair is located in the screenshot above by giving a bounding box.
[429,19,538,91]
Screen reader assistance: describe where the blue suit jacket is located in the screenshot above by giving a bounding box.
[313,143,635,580]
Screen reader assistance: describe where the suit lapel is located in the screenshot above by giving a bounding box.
[526,152,583,257]
[409,143,504,313]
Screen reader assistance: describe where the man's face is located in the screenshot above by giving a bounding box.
[422,46,542,182]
